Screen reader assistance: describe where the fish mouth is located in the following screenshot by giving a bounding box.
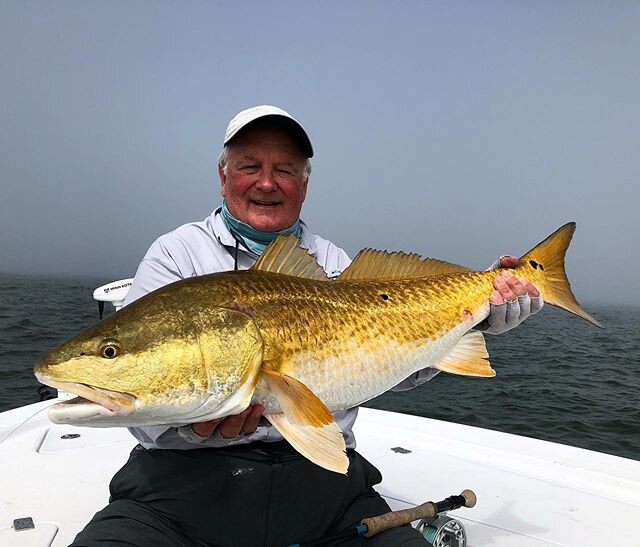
[37,376,137,423]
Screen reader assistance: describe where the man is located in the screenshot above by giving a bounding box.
[72,105,542,547]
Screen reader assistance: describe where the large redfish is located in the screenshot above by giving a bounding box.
[34,222,600,473]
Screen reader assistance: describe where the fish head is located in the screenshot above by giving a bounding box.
[34,288,264,426]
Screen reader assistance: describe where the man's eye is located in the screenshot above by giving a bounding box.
[241,165,259,172]
[276,169,294,176]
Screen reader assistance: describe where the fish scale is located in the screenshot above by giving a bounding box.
[243,272,492,411]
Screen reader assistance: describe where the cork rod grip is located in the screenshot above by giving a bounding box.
[361,502,438,537]
[360,489,476,538]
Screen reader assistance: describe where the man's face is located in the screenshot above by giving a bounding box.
[219,124,309,232]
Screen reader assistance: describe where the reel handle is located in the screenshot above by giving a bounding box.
[361,489,476,538]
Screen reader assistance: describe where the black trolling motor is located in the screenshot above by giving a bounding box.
[286,489,476,547]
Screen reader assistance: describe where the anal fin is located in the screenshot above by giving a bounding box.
[261,368,348,474]
[434,331,495,377]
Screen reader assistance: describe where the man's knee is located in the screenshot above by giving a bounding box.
[70,499,192,547]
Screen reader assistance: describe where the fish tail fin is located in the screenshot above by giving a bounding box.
[519,222,602,328]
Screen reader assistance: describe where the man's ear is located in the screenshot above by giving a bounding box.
[218,163,227,197]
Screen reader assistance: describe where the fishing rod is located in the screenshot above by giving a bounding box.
[286,489,476,547]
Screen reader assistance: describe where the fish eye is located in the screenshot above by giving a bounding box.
[99,340,121,359]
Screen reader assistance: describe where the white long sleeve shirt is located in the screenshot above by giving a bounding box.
[125,208,437,450]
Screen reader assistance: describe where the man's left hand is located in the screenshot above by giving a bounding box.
[479,255,544,334]
[191,404,265,440]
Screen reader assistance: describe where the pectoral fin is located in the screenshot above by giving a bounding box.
[434,331,496,377]
[261,368,348,474]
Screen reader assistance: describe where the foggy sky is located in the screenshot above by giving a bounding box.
[1,1,638,305]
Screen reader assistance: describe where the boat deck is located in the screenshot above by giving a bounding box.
[1,401,639,546]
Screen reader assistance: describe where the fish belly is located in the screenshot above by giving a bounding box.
[252,317,477,414]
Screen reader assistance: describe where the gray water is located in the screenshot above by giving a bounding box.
[1,272,638,460]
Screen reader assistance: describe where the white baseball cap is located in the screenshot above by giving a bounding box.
[223,105,314,158]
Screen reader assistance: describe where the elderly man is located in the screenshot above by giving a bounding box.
[72,106,542,547]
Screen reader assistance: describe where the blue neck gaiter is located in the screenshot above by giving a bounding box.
[220,201,302,255]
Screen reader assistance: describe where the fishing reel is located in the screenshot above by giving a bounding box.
[417,514,467,547]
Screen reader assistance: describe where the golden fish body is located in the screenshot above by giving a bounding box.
[248,270,494,413]
[34,222,600,473]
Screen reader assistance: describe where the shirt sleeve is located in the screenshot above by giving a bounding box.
[124,240,186,306]
[391,368,440,391]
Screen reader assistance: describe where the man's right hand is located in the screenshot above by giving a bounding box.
[190,404,265,440]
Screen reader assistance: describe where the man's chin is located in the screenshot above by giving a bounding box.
[246,212,293,233]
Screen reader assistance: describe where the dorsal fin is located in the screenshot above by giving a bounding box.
[337,249,471,281]
[252,234,330,280]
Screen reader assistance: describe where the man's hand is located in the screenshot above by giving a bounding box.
[479,255,544,334]
[490,256,540,304]
[191,404,265,440]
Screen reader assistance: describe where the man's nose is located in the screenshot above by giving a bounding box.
[255,171,277,191]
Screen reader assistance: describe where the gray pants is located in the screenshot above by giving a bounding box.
[71,441,429,547]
